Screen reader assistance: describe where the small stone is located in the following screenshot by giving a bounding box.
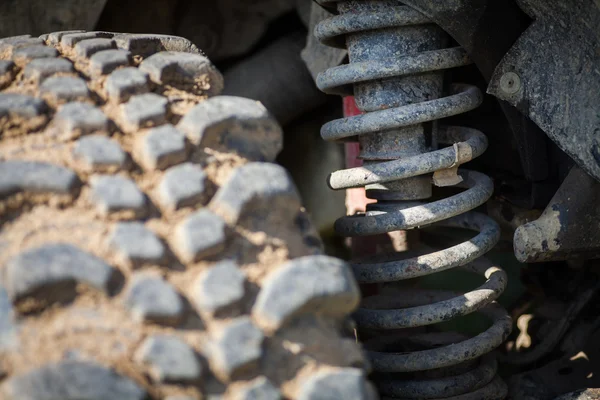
[45,30,86,45]
[121,93,168,130]
[207,317,264,381]
[252,256,360,333]
[4,244,118,302]
[90,175,147,216]
[298,369,376,400]
[134,335,201,382]
[178,96,282,161]
[124,273,184,324]
[114,33,200,56]
[61,32,113,48]
[105,67,150,102]
[73,135,127,170]
[158,163,206,211]
[54,102,108,139]
[40,76,90,101]
[12,45,57,64]
[109,222,165,266]
[0,93,47,118]
[0,160,80,198]
[74,38,116,57]
[23,58,74,82]
[138,124,187,170]
[210,163,300,225]
[174,209,226,262]
[193,261,245,317]
[139,51,223,95]
[89,49,131,75]
[232,377,281,400]
[0,361,146,400]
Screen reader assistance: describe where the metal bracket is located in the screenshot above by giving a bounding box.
[488,0,600,183]
[514,166,600,263]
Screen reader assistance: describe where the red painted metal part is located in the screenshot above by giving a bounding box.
[343,96,378,258]
[343,96,381,298]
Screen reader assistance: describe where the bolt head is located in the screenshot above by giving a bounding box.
[500,72,522,94]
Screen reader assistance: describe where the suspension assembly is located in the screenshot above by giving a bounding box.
[315,1,513,398]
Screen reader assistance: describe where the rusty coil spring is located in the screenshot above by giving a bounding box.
[315,1,512,399]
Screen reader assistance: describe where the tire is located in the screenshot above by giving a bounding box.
[0,31,374,400]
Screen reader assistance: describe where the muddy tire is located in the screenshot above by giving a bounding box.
[0,31,374,400]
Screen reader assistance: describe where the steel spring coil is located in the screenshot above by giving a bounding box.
[314,1,513,398]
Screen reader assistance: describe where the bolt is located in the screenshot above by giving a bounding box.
[500,72,522,94]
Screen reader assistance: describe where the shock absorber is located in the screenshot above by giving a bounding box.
[314,1,513,398]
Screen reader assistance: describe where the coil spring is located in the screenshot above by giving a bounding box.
[315,1,513,399]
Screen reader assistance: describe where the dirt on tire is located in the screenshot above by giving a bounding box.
[0,31,374,400]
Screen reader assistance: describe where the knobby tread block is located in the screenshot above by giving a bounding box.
[0,29,372,400]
